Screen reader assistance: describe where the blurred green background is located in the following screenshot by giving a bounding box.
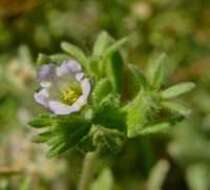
[1,0,210,189]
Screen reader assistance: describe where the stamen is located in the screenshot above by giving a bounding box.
[61,87,81,105]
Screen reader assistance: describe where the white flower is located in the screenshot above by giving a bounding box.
[34,60,91,115]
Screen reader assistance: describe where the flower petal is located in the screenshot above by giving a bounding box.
[71,95,87,110]
[69,78,91,111]
[56,60,82,77]
[37,64,56,82]
[34,88,49,108]
[48,101,79,115]
[75,72,84,82]
[81,78,91,97]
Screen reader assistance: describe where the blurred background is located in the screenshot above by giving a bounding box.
[0,0,210,189]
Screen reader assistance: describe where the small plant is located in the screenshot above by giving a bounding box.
[29,31,195,190]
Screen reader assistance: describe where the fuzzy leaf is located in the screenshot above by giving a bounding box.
[37,53,51,65]
[105,37,127,56]
[91,125,125,153]
[138,122,170,135]
[161,82,195,99]
[61,42,88,65]
[47,116,91,157]
[29,114,55,128]
[92,78,112,105]
[47,142,68,157]
[49,54,70,63]
[162,101,191,116]
[32,131,51,143]
[106,52,124,94]
[148,160,170,190]
[125,92,156,138]
[93,31,112,57]
[126,64,147,98]
[93,95,126,132]
[147,53,167,89]
[91,168,114,190]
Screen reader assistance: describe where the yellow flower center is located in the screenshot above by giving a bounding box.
[61,86,81,105]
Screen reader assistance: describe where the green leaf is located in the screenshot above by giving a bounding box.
[148,160,170,190]
[126,64,147,98]
[105,37,128,56]
[49,54,70,63]
[90,168,114,190]
[61,42,88,65]
[125,92,156,138]
[93,95,126,132]
[47,116,91,157]
[106,51,124,94]
[37,53,69,65]
[32,131,51,143]
[91,125,125,153]
[162,101,191,116]
[37,53,51,65]
[138,122,170,135]
[29,114,55,128]
[161,82,195,99]
[47,142,68,157]
[147,53,167,89]
[92,78,112,105]
[92,36,127,79]
[93,31,112,57]
[88,57,101,78]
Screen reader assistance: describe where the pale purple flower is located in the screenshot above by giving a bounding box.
[34,60,91,115]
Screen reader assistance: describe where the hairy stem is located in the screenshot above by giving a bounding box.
[78,151,98,190]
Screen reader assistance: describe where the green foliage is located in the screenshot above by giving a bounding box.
[91,78,112,105]
[93,31,112,57]
[29,114,56,128]
[125,91,157,137]
[161,82,195,99]
[31,114,92,156]
[147,160,170,190]
[30,32,195,157]
[0,0,208,189]
[161,101,191,116]
[106,51,124,94]
[146,53,167,90]
[90,168,114,190]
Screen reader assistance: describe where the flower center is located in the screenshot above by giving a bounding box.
[61,86,82,105]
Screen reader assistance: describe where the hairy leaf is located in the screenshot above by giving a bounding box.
[91,125,125,153]
[161,82,195,99]
[126,64,147,98]
[92,78,112,105]
[106,52,124,94]
[139,122,170,135]
[105,37,127,56]
[93,31,112,57]
[61,42,88,65]
[125,92,156,138]
[37,53,51,65]
[162,101,191,116]
[29,114,55,128]
[147,53,167,89]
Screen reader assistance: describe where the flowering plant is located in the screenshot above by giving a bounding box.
[30,31,195,155]
[29,31,195,189]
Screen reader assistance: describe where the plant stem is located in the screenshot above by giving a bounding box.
[78,151,98,190]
